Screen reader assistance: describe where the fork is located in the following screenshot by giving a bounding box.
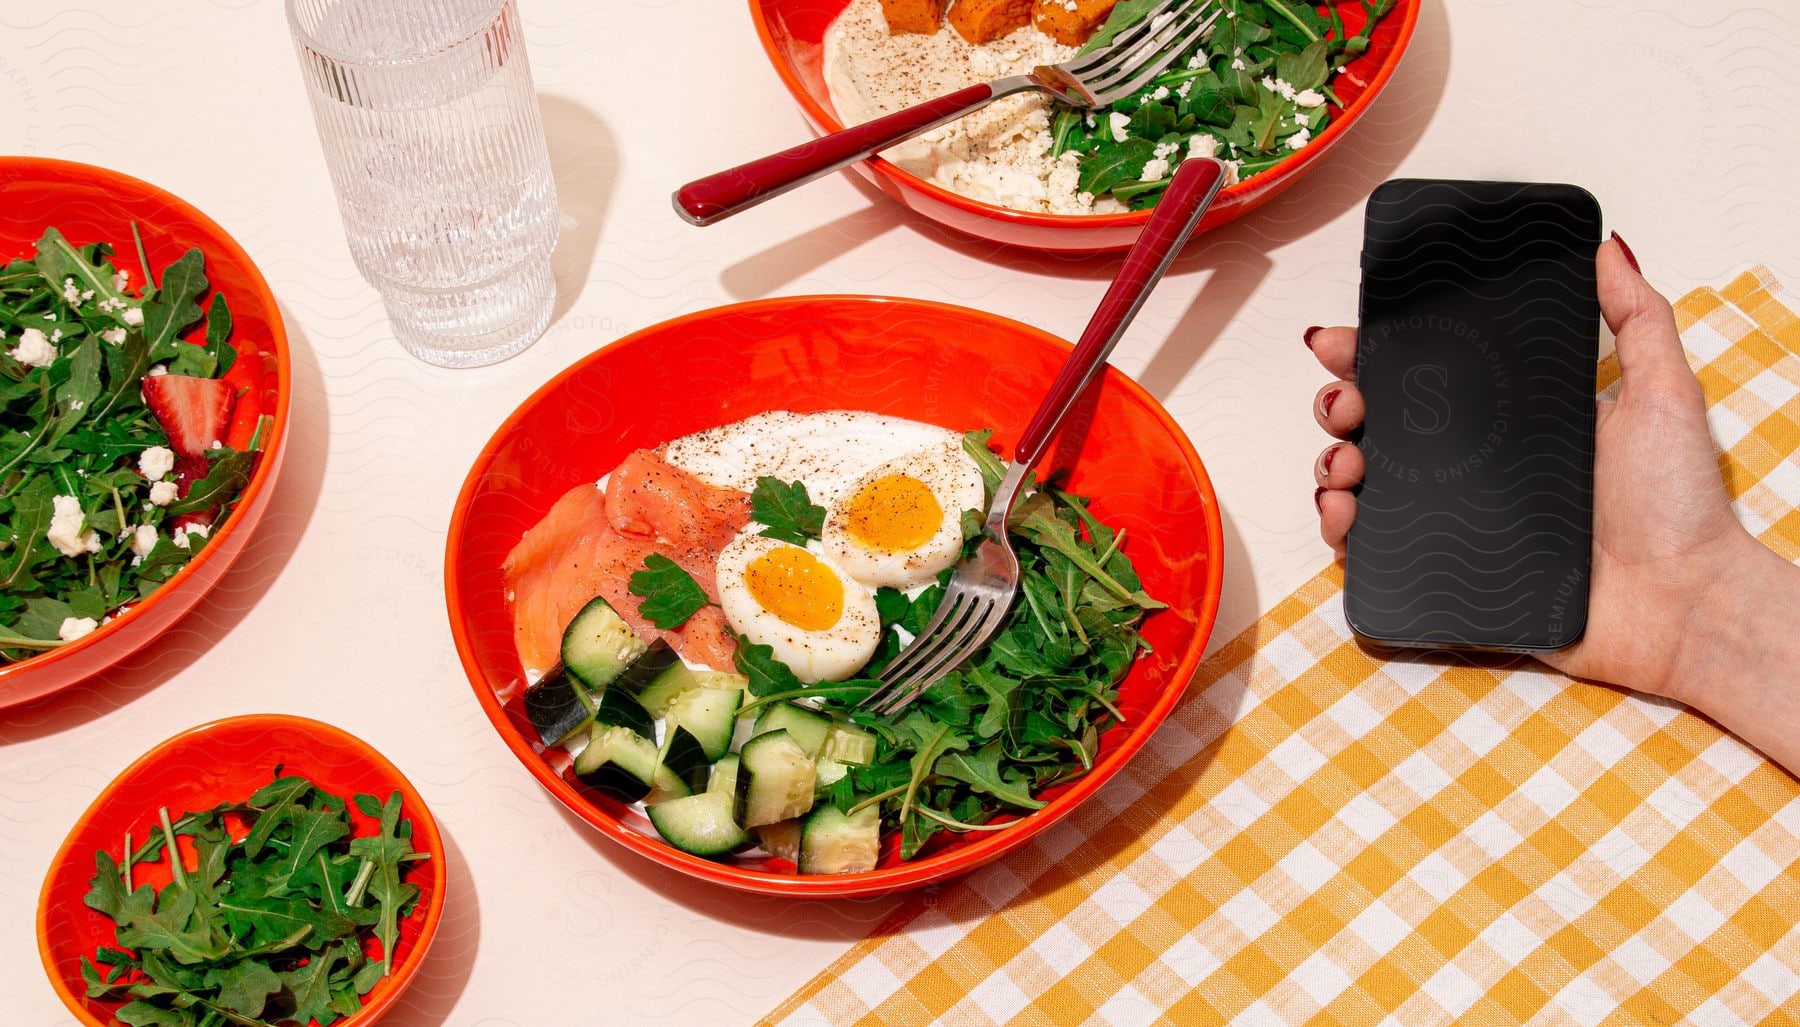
[862,154,1229,715]
[673,0,1221,226]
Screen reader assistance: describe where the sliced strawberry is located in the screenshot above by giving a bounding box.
[141,374,235,460]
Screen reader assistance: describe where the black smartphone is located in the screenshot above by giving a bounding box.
[1345,179,1603,653]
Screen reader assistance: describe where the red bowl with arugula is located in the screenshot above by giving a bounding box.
[445,296,1225,897]
[37,714,446,1027]
[747,0,1420,252]
[0,157,289,707]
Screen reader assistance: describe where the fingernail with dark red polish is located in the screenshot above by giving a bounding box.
[1320,388,1341,419]
[1611,231,1642,275]
[1303,326,1323,349]
[1321,445,1339,477]
[1314,486,1327,513]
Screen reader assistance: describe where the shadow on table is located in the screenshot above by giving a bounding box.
[388,825,481,1025]
[541,94,615,326]
[548,802,905,941]
[720,0,1453,398]
[0,310,330,745]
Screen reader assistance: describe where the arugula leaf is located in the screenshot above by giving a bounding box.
[627,553,709,629]
[347,790,420,974]
[207,960,281,1018]
[936,742,1045,809]
[139,249,207,363]
[734,635,803,697]
[165,448,256,516]
[751,476,826,545]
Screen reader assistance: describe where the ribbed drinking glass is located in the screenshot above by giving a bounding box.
[287,0,558,367]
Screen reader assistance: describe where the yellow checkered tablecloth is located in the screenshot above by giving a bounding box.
[765,271,1800,1027]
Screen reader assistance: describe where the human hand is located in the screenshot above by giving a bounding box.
[1306,236,1755,703]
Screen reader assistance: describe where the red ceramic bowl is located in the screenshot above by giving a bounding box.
[38,715,446,1027]
[750,0,1420,252]
[445,296,1224,897]
[0,158,290,707]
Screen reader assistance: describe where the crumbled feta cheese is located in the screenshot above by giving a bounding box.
[149,481,179,506]
[1262,76,1298,102]
[47,495,101,557]
[62,278,82,304]
[101,328,126,345]
[129,524,158,558]
[1188,135,1220,159]
[1295,89,1325,108]
[1140,157,1170,181]
[1186,53,1206,70]
[1285,127,1312,151]
[1109,112,1131,142]
[50,329,62,343]
[11,327,56,368]
[58,617,99,642]
[1177,80,1194,99]
[97,297,125,313]
[112,269,130,291]
[1231,58,1246,70]
[1149,85,1170,102]
[70,400,84,412]
[173,523,209,550]
[138,445,176,482]
[209,439,221,450]
[1153,141,1179,159]
[148,365,169,377]
[121,306,144,327]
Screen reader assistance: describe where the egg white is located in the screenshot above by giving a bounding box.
[716,532,881,683]
[820,442,987,590]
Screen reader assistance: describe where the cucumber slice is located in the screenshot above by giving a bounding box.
[615,641,701,715]
[521,666,593,748]
[693,670,749,693]
[735,729,816,828]
[659,725,713,794]
[819,723,876,766]
[591,685,653,738]
[648,790,749,857]
[799,803,881,875]
[572,725,688,804]
[753,703,832,758]
[755,818,802,863]
[816,759,851,789]
[665,688,743,760]
[562,596,650,689]
[708,754,741,795]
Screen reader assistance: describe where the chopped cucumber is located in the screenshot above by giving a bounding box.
[562,596,650,689]
[616,641,701,715]
[573,725,688,804]
[708,754,741,795]
[665,688,743,760]
[799,804,881,875]
[819,723,876,766]
[659,725,713,794]
[735,729,816,828]
[816,759,852,789]
[753,703,832,758]
[591,685,653,738]
[693,670,749,692]
[521,666,593,748]
[755,819,802,863]
[648,790,749,857]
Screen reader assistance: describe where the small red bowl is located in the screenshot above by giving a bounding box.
[749,0,1420,252]
[445,296,1225,897]
[0,158,290,707]
[38,714,447,1027]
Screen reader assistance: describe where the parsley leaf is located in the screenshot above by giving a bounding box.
[751,476,826,545]
[627,553,709,629]
[734,635,803,697]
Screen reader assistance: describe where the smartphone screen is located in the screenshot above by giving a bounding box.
[1345,179,1603,652]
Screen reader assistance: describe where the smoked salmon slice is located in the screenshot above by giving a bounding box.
[503,451,751,676]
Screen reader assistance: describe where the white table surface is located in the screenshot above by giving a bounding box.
[2,1,1796,1023]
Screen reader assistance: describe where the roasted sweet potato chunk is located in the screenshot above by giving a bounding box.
[881,0,946,34]
[948,0,1034,45]
[1033,0,1118,45]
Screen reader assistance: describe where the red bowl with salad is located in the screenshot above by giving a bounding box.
[37,714,445,1026]
[445,296,1225,897]
[0,157,289,708]
[748,0,1419,252]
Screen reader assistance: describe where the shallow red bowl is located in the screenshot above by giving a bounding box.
[38,714,447,1026]
[445,296,1225,897]
[750,0,1420,252]
[0,157,290,707]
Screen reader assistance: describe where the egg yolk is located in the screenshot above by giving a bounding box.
[844,474,942,552]
[745,547,844,631]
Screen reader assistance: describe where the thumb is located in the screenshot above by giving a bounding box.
[1598,234,1689,382]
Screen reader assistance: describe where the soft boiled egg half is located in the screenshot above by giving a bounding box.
[716,533,880,683]
[821,442,987,590]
